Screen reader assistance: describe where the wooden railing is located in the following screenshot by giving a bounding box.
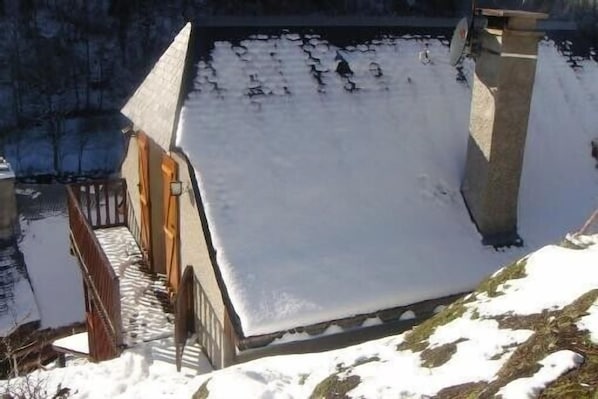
[69,180,128,229]
[175,266,195,371]
[67,180,125,361]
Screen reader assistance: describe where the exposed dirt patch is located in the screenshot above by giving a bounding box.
[477,289,597,398]
[540,293,598,398]
[310,374,361,399]
[397,298,469,353]
[477,259,527,298]
[559,238,589,250]
[397,260,527,355]
[420,338,467,368]
[193,378,211,399]
[494,310,557,331]
[352,355,380,368]
[298,373,310,385]
[489,342,520,361]
[431,289,598,398]
[434,381,486,399]
[539,333,598,398]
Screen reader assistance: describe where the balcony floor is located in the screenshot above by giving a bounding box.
[95,227,174,347]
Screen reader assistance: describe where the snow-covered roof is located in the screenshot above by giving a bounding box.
[0,240,40,337]
[169,26,598,338]
[0,157,15,180]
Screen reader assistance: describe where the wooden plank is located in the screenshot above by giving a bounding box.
[113,184,119,225]
[138,132,152,267]
[85,186,91,223]
[94,183,101,228]
[175,266,194,371]
[161,153,180,293]
[105,182,111,226]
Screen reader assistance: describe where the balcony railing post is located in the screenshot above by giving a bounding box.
[94,183,101,227]
[122,180,129,229]
[113,277,123,347]
[105,183,111,226]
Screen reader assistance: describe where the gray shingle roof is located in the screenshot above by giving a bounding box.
[121,23,192,151]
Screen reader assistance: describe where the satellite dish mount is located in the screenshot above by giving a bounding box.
[449,3,487,66]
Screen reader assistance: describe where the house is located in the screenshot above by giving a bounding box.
[67,14,598,369]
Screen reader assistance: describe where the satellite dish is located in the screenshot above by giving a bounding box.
[449,17,470,66]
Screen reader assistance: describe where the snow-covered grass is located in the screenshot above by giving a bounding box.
[176,30,598,337]
[497,350,584,399]
[3,233,598,398]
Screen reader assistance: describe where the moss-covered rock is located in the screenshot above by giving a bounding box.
[309,374,361,399]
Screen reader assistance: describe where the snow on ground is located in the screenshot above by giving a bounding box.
[1,337,212,399]
[474,243,598,317]
[5,235,597,398]
[20,214,85,329]
[497,351,585,399]
[176,30,598,336]
[182,235,598,398]
[578,299,598,344]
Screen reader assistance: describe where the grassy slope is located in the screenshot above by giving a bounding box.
[308,247,598,399]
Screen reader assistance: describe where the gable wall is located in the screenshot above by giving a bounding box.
[171,151,236,368]
[121,23,192,153]
[122,135,235,367]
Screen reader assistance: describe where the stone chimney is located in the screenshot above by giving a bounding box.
[0,157,18,241]
[461,9,547,247]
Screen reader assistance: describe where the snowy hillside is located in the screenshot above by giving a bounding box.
[2,231,597,398]
[189,232,598,399]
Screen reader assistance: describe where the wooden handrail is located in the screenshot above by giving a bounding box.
[67,182,124,358]
[175,266,195,371]
[69,180,128,230]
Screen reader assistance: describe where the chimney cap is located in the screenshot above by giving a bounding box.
[0,157,15,180]
[477,9,549,20]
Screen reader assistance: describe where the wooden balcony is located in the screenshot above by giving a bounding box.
[67,179,195,368]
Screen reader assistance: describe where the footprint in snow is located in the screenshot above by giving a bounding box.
[418,175,458,205]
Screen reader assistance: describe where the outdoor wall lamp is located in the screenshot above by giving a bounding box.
[121,125,135,136]
[170,181,183,196]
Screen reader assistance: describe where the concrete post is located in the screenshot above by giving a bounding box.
[461,10,547,247]
[0,157,17,241]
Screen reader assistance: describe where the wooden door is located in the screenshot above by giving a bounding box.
[138,132,152,267]
[161,154,180,293]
